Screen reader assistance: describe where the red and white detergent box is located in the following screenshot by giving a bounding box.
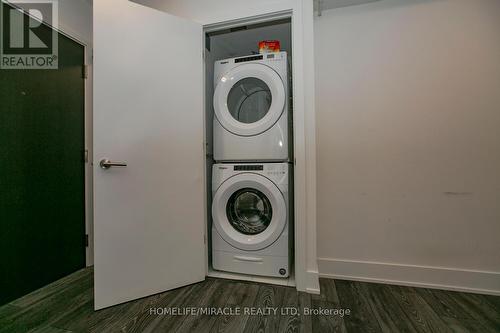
[259,40,281,53]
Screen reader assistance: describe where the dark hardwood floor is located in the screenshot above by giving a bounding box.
[0,267,498,332]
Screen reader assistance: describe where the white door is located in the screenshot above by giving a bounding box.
[93,0,205,310]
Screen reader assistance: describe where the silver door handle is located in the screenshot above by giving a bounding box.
[99,159,127,169]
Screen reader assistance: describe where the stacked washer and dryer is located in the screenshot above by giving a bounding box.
[211,52,292,278]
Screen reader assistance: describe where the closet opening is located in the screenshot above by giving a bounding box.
[203,17,295,287]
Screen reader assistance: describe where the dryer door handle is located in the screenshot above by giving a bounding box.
[234,255,263,263]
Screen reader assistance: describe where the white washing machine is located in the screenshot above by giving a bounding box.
[213,52,290,162]
[212,163,291,277]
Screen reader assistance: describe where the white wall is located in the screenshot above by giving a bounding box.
[315,0,380,13]
[315,0,500,294]
[58,0,92,44]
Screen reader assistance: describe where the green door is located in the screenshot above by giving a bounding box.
[0,4,86,305]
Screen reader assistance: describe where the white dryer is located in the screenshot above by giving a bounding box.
[211,163,291,277]
[213,52,290,162]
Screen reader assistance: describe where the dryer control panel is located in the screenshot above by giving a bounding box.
[234,165,263,171]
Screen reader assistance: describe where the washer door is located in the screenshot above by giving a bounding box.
[213,63,286,137]
[212,173,286,251]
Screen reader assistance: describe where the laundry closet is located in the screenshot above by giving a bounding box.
[93,0,317,310]
[203,19,295,286]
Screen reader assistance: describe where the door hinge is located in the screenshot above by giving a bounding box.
[82,65,88,79]
[204,234,207,244]
[85,234,89,247]
[84,149,89,163]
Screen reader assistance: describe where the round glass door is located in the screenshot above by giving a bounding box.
[227,78,272,124]
[226,188,273,235]
[212,173,287,251]
[213,63,286,137]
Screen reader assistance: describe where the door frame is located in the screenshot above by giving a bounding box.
[52,22,94,269]
[52,29,93,268]
[53,20,94,270]
[203,4,319,294]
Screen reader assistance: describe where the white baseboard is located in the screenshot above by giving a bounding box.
[318,258,500,296]
[296,268,321,294]
[305,269,321,294]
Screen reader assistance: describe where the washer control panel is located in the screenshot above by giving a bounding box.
[214,163,289,187]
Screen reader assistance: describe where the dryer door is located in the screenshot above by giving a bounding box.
[213,63,286,137]
[212,173,287,251]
